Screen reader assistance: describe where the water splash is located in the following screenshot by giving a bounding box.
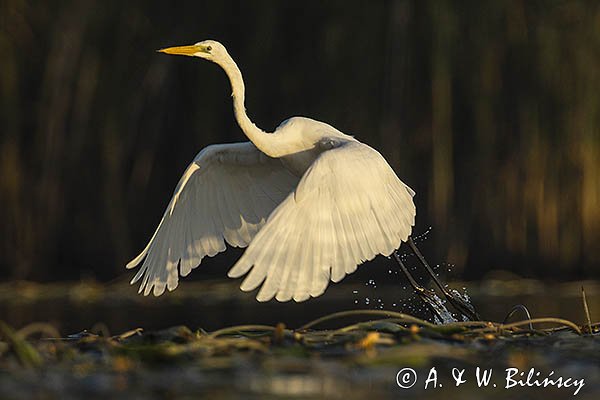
[420,292,458,324]
[411,226,432,244]
[450,288,474,322]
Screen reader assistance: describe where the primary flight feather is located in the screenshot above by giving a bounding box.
[126,40,416,301]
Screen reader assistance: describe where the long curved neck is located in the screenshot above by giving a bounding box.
[219,56,279,157]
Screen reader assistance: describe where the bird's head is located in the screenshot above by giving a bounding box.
[157,40,228,63]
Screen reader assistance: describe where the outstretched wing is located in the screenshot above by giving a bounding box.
[127,142,299,296]
[228,140,416,302]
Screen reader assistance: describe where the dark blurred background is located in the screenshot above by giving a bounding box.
[1,0,599,286]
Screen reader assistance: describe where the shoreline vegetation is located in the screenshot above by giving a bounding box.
[1,296,598,398]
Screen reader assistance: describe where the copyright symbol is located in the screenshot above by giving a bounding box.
[396,368,417,389]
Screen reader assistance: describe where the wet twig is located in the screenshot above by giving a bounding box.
[297,309,437,331]
[582,286,593,334]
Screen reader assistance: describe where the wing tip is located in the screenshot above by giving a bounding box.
[227,269,244,279]
[255,294,271,302]
[293,293,311,302]
[275,292,293,302]
[240,278,261,292]
[126,255,143,270]
[227,260,252,279]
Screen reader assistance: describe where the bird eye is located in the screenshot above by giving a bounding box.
[206,45,212,52]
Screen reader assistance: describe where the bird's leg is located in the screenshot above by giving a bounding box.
[392,251,445,322]
[407,237,480,321]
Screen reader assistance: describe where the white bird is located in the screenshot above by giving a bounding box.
[126,40,416,302]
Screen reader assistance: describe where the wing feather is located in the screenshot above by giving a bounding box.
[229,140,415,302]
[127,142,299,296]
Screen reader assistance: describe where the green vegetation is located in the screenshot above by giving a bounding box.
[0,310,597,398]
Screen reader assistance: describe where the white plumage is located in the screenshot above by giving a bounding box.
[127,142,299,296]
[127,40,416,302]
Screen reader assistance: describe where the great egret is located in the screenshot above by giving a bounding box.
[126,40,477,319]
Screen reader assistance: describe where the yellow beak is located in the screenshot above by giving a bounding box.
[157,44,202,56]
